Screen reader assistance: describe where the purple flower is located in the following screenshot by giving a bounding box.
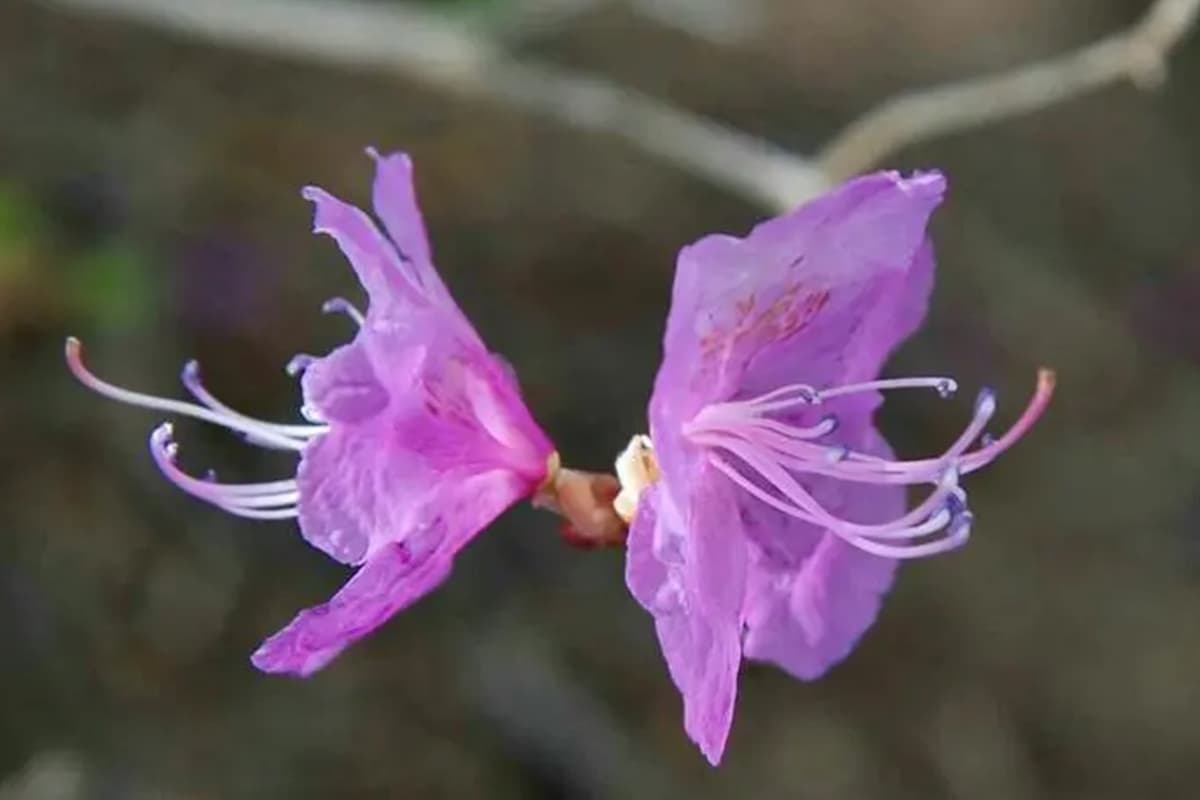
[621,171,1054,764]
[66,149,555,675]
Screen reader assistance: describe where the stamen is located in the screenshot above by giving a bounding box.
[960,369,1055,473]
[719,385,819,416]
[285,354,318,377]
[217,507,301,521]
[65,337,308,452]
[706,454,965,559]
[846,518,970,559]
[149,423,299,520]
[817,376,958,401]
[686,369,1053,560]
[321,297,365,326]
[806,371,1052,480]
[709,376,957,417]
[707,439,959,539]
[182,360,327,440]
[697,387,996,486]
[738,383,819,409]
[685,409,836,442]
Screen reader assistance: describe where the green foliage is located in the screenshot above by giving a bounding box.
[0,185,46,244]
[65,241,159,330]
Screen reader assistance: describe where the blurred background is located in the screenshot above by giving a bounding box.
[2,0,1199,797]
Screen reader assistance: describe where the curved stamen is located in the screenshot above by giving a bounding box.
[792,371,1053,479]
[707,453,965,559]
[686,408,837,441]
[727,376,957,415]
[708,439,960,539]
[66,338,307,453]
[300,403,326,424]
[152,430,297,505]
[767,388,994,483]
[960,369,1055,473]
[692,431,918,484]
[196,477,300,496]
[732,383,818,410]
[181,360,327,440]
[741,437,966,537]
[846,515,971,559]
[321,297,365,326]
[213,507,300,520]
[285,354,319,378]
[694,382,1014,485]
[686,370,1053,560]
[818,376,957,401]
[149,424,299,520]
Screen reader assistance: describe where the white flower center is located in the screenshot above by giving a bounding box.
[613,434,660,523]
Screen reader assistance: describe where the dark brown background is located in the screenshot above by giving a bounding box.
[2,1,1198,797]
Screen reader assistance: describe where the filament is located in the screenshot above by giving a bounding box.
[686,369,1054,559]
[66,338,310,452]
[181,360,327,441]
[150,423,299,520]
[321,296,365,326]
[66,336,319,523]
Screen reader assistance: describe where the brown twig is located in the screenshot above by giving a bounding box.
[37,0,827,211]
[817,0,1200,181]
[533,467,627,549]
[34,0,1200,210]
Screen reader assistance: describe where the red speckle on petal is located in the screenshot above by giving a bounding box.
[701,282,833,365]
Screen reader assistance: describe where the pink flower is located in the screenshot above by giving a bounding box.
[66,150,555,675]
[622,170,1054,764]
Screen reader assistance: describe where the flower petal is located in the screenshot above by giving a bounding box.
[626,477,746,765]
[251,542,452,677]
[744,238,936,404]
[625,483,669,612]
[366,149,476,330]
[741,535,896,680]
[657,171,945,410]
[296,421,427,564]
[388,355,552,480]
[300,341,392,425]
[297,417,533,565]
[256,466,530,675]
[303,184,426,309]
[299,162,551,478]
[301,156,549,477]
[740,427,902,679]
[366,149,437,286]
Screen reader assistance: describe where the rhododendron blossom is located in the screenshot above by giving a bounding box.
[619,170,1054,764]
[67,150,558,675]
[66,151,1054,766]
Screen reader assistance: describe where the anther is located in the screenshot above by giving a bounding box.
[321,297,365,326]
[285,354,317,377]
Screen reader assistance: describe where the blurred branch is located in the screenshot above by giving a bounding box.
[626,0,765,46]
[489,0,764,47]
[38,0,826,210]
[481,0,603,45]
[34,0,1200,211]
[817,0,1200,180]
